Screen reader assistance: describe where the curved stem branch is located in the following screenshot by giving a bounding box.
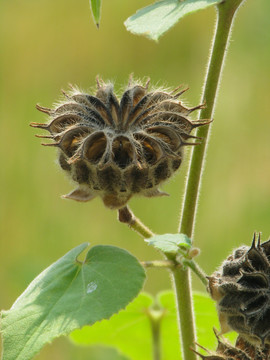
[182,259,208,286]
[118,206,154,238]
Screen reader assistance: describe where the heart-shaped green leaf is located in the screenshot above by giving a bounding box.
[147,233,192,254]
[125,0,222,41]
[1,244,145,360]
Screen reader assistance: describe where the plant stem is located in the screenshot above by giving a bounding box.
[182,259,208,286]
[172,1,245,360]
[118,206,154,238]
[141,260,175,269]
[150,316,161,360]
[170,265,196,360]
[141,258,207,286]
[179,0,245,237]
[148,308,164,360]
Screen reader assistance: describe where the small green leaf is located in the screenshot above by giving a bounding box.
[125,0,222,41]
[1,244,145,360]
[147,233,192,254]
[90,0,102,28]
[71,293,154,360]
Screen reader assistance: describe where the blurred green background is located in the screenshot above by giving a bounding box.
[0,0,270,359]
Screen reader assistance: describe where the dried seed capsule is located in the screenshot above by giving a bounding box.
[208,233,270,347]
[31,78,209,209]
[194,332,270,360]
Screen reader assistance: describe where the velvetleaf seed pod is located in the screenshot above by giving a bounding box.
[194,331,270,360]
[208,233,270,347]
[31,78,209,209]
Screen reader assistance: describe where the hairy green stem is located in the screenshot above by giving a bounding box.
[179,0,245,237]
[172,1,245,360]
[171,266,195,360]
[141,260,175,269]
[182,259,208,286]
[141,258,208,287]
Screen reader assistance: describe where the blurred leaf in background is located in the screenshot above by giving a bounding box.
[71,291,237,360]
[89,0,102,28]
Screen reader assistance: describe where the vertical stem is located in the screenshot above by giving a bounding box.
[179,0,245,237]
[172,1,245,360]
[149,312,162,360]
[171,266,195,360]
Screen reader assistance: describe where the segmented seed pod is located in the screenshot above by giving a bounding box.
[31,78,209,209]
[194,332,270,360]
[208,233,270,347]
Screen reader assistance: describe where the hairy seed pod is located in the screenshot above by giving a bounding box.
[194,332,270,360]
[208,233,270,347]
[31,78,209,209]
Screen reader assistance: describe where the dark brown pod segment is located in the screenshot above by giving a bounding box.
[82,131,107,164]
[209,233,270,348]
